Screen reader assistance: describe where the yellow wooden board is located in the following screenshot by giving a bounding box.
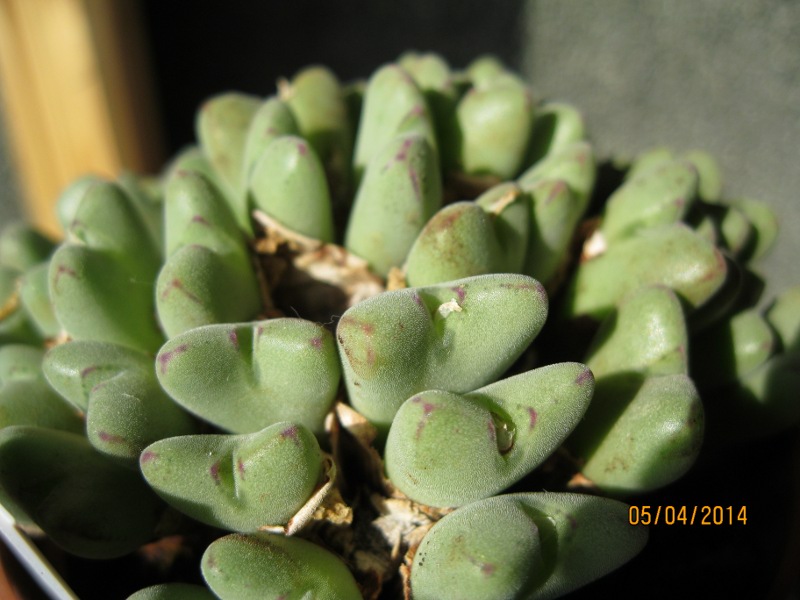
[0,0,163,237]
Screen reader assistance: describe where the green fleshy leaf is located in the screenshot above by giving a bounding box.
[249,135,335,242]
[573,373,704,493]
[563,224,727,321]
[518,141,596,215]
[49,181,164,352]
[0,379,82,434]
[525,102,586,166]
[240,97,300,188]
[465,55,506,87]
[18,261,60,337]
[404,182,530,286]
[766,284,800,352]
[385,363,593,507]
[691,309,775,388]
[127,583,216,600]
[0,266,41,346]
[352,64,435,180]
[455,76,534,179]
[157,170,260,338]
[345,133,442,277]
[55,175,104,234]
[706,351,800,445]
[284,66,353,210]
[474,181,530,272]
[410,492,648,600]
[397,51,457,173]
[117,171,165,259]
[0,344,45,382]
[140,423,322,532]
[717,205,754,257]
[0,222,55,272]
[156,319,340,437]
[586,285,689,379]
[196,92,260,191]
[43,340,198,464]
[684,149,723,203]
[731,197,778,263]
[0,426,164,558]
[49,245,163,352]
[196,92,261,231]
[523,178,585,285]
[337,273,548,433]
[404,202,507,287]
[202,533,361,600]
[43,341,151,412]
[600,160,698,243]
[624,147,674,182]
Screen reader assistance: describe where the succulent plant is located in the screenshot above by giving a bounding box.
[0,51,797,600]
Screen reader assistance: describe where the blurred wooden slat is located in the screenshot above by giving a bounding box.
[0,0,163,237]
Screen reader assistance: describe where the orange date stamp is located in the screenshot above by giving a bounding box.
[628,505,747,526]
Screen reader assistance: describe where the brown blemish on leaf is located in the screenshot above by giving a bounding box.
[481,563,496,577]
[160,278,203,304]
[395,137,415,162]
[500,280,547,303]
[280,425,301,445]
[528,407,538,430]
[338,317,378,373]
[140,451,158,464]
[567,513,578,530]
[53,264,78,290]
[340,315,375,336]
[158,344,189,374]
[80,365,98,379]
[409,167,422,202]
[297,141,308,156]
[191,214,211,226]
[97,431,126,444]
[210,462,221,485]
[237,459,246,479]
[545,180,568,204]
[575,368,594,386]
[229,330,239,350]
[90,381,109,394]
[701,249,727,283]
[68,219,86,233]
[451,285,466,302]
[310,336,324,349]
[414,398,437,440]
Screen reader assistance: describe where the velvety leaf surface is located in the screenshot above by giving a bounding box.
[345,133,442,277]
[140,423,323,531]
[385,363,593,507]
[156,319,340,437]
[202,533,361,600]
[410,492,648,600]
[43,340,198,464]
[337,273,548,433]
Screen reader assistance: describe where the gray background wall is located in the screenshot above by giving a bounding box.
[523,0,799,300]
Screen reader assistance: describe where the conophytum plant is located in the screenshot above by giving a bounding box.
[0,50,797,599]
